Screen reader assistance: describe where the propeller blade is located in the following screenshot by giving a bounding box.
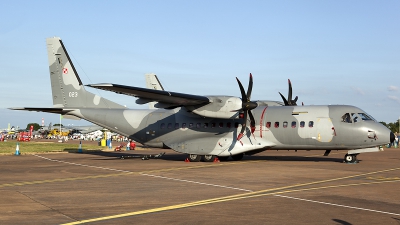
[248,110,256,134]
[246,73,253,101]
[279,79,298,106]
[293,96,298,105]
[288,79,293,103]
[237,111,248,141]
[279,92,289,105]
[236,77,247,102]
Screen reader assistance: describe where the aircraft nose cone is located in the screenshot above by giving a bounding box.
[390,132,395,143]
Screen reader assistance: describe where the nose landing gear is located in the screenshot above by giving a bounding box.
[344,154,358,164]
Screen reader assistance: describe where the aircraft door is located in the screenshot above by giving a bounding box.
[315,117,334,142]
[144,112,163,142]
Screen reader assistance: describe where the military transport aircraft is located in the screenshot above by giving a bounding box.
[11,37,395,163]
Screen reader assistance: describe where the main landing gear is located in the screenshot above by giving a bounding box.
[186,153,244,162]
[344,154,358,164]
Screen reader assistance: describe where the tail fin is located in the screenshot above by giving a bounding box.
[46,37,125,109]
[145,73,164,109]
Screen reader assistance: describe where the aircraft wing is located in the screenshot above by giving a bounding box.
[86,83,210,108]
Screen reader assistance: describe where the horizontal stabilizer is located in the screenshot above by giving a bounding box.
[86,83,210,107]
[9,107,73,114]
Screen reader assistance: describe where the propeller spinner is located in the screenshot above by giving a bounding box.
[234,73,258,142]
[279,79,298,106]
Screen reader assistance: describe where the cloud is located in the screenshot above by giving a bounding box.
[388,86,399,91]
[388,95,400,104]
[351,87,365,95]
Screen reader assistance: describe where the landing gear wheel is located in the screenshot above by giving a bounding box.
[203,155,216,162]
[188,154,201,162]
[344,154,357,163]
[231,153,244,161]
[218,156,229,161]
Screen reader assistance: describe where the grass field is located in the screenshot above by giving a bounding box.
[0,141,107,154]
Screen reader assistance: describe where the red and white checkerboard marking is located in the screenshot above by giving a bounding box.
[63,68,68,74]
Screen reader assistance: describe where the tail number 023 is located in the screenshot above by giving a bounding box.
[69,92,78,97]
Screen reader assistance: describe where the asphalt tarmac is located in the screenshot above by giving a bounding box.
[0,143,399,225]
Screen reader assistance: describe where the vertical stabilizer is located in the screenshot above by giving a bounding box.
[145,73,164,109]
[46,37,125,109]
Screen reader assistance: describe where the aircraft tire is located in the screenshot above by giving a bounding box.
[188,154,201,162]
[231,153,244,161]
[203,155,216,162]
[344,154,357,163]
[218,156,229,161]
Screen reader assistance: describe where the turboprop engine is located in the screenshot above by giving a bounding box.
[185,96,243,119]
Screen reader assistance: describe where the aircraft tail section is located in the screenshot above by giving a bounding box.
[46,37,125,109]
[145,73,164,109]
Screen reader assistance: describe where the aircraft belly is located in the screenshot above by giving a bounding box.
[166,136,230,155]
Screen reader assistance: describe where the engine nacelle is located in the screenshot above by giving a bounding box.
[185,96,242,119]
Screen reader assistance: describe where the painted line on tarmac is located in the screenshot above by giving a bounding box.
[0,173,133,188]
[0,155,260,188]
[33,154,132,173]
[61,179,400,225]
[274,194,400,216]
[141,173,252,192]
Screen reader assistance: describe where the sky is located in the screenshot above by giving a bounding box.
[1,0,399,130]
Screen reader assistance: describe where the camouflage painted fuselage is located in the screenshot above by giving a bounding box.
[11,37,393,159]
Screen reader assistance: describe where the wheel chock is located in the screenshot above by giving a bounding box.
[184,158,190,162]
[213,157,220,163]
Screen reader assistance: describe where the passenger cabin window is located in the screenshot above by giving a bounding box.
[189,123,194,128]
[283,121,288,128]
[196,123,201,128]
[211,123,216,128]
[266,122,271,128]
[341,113,352,123]
[309,121,314,128]
[167,123,172,129]
[274,122,279,128]
[160,123,165,129]
[175,123,180,129]
[234,122,239,128]
[291,121,296,128]
[203,123,208,128]
[219,122,224,128]
[182,123,187,128]
[227,122,231,128]
[300,121,305,128]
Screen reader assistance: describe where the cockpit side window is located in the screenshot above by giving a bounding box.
[341,113,352,123]
[351,113,360,123]
[358,113,375,121]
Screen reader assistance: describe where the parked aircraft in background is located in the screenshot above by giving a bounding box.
[11,37,395,163]
[64,125,103,134]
